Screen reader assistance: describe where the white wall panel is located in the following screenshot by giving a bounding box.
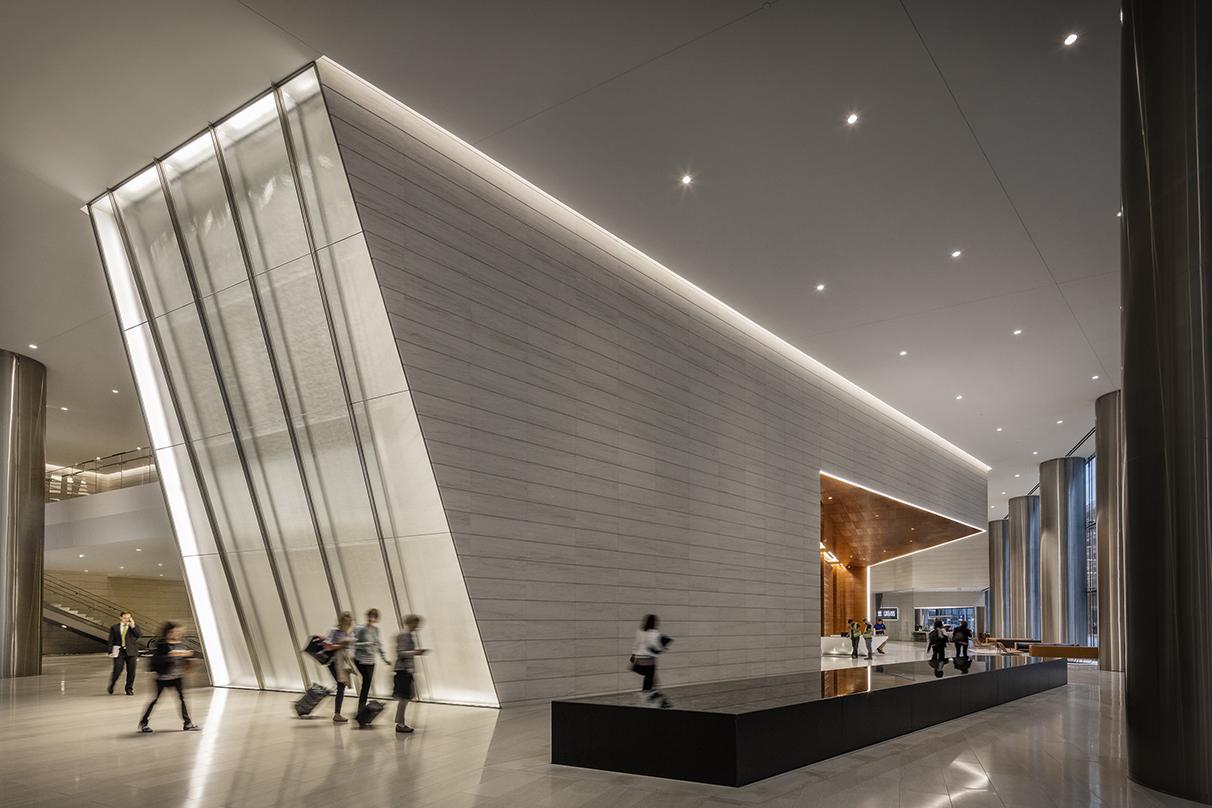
[318,57,987,702]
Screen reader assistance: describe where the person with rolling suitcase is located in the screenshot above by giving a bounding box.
[293,683,330,718]
[352,608,391,727]
[323,612,356,723]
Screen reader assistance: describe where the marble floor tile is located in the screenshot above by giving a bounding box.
[1,656,1207,808]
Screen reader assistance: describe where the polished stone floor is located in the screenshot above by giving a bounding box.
[0,654,1202,808]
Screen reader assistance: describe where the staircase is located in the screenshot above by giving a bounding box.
[42,573,202,655]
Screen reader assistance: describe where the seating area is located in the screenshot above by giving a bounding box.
[1028,644,1099,660]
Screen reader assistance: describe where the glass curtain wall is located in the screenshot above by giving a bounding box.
[87,66,496,704]
[1084,454,1098,646]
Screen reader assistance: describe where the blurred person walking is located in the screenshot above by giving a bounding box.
[323,612,356,723]
[952,619,972,659]
[631,614,673,708]
[353,608,390,724]
[928,619,949,663]
[137,621,199,733]
[107,610,141,695]
[393,614,427,734]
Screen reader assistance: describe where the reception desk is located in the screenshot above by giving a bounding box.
[821,635,889,655]
[552,656,1067,786]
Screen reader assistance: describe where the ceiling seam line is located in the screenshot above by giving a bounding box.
[235,1,323,54]
[897,0,1112,380]
[472,0,780,146]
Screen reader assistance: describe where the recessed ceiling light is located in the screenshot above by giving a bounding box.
[898,349,908,356]
[83,569,88,573]
[78,553,84,558]
[158,563,164,567]
[1092,375,1100,380]
[136,446,142,451]
[1012,329,1023,336]
[955,394,963,400]
[95,457,100,461]
[28,344,37,350]
[950,250,962,259]
[996,427,1003,432]
[1056,419,1064,424]
[816,283,826,292]
[1064,32,1079,46]
[680,174,693,186]
[135,548,142,552]
[119,566,125,570]
[1001,491,1006,495]
[59,406,68,411]
[1117,211,1123,217]
[159,574,164,577]
[111,389,119,394]
[1033,450,1039,455]
[1014,473,1021,478]
[846,112,859,125]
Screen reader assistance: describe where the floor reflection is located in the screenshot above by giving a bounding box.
[0,654,1197,808]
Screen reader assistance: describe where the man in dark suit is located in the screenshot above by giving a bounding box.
[107,611,141,695]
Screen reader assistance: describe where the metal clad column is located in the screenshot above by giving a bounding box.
[1038,457,1088,644]
[1122,2,1212,801]
[0,350,46,678]
[1007,495,1040,639]
[1096,391,1125,671]
[987,519,1009,636]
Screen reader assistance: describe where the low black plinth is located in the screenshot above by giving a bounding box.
[551,655,1067,786]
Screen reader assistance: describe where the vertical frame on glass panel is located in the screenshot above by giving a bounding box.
[90,194,252,688]
[271,80,403,625]
[310,65,496,704]
[207,125,343,614]
[154,159,311,688]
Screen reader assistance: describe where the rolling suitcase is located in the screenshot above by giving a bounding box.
[355,699,385,727]
[293,683,330,717]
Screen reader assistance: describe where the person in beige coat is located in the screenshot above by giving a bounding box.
[322,611,356,723]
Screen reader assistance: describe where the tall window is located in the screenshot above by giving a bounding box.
[1085,453,1098,645]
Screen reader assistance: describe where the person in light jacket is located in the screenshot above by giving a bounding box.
[353,608,390,723]
[631,614,673,708]
[323,611,356,723]
[393,614,427,734]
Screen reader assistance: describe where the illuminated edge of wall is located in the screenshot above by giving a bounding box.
[317,56,989,475]
[88,199,232,688]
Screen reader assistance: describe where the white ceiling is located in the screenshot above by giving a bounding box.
[0,0,1119,517]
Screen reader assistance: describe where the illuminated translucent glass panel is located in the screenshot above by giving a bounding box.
[88,65,496,706]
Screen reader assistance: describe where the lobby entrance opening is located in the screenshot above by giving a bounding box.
[819,472,977,656]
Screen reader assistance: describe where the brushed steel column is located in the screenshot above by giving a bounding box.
[987,519,1009,637]
[1122,2,1212,801]
[1038,457,1088,644]
[1096,391,1125,671]
[0,350,46,678]
[1007,495,1040,639]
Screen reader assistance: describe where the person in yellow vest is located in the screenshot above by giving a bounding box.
[862,619,876,660]
[848,619,862,658]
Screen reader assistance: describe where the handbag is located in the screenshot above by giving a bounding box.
[302,635,333,666]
